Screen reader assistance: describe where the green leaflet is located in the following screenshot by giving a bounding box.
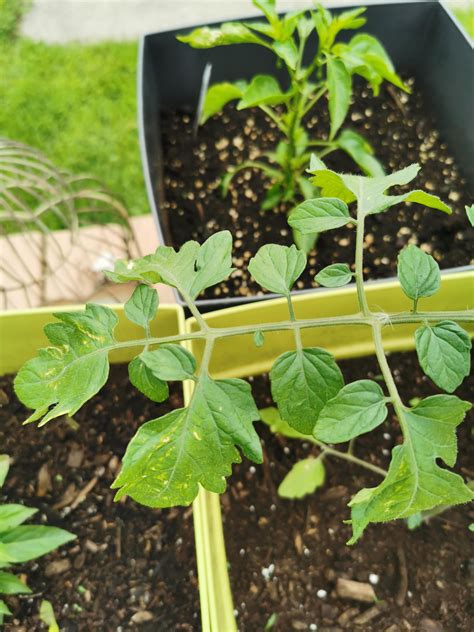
[0,525,75,564]
[273,39,299,69]
[237,75,290,109]
[39,600,59,632]
[141,344,196,381]
[314,380,388,443]
[0,505,38,533]
[349,395,473,543]
[201,81,247,124]
[288,197,351,234]
[270,348,344,434]
[0,457,9,489]
[254,330,265,348]
[308,161,451,217]
[415,321,471,393]
[248,244,306,295]
[278,457,326,499]
[124,284,158,330]
[315,263,352,288]
[128,356,169,403]
[336,129,384,177]
[177,23,266,48]
[327,57,351,139]
[14,304,118,426]
[0,571,31,595]
[113,377,262,507]
[397,245,440,304]
[107,231,234,300]
[466,204,474,227]
[253,0,278,26]
[0,600,11,616]
[260,406,316,442]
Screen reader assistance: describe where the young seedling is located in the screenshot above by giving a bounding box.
[178,1,408,251]
[14,164,472,545]
[0,455,75,624]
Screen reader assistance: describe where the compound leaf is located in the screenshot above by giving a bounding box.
[113,377,262,507]
[14,304,118,426]
[397,245,440,303]
[349,395,473,543]
[248,244,306,295]
[315,263,352,288]
[288,197,351,234]
[270,348,344,434]
[278,457,326,499]
[415,321,471,393]
[314,380,388,443]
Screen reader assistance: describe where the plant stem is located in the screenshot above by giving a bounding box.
[286,293,302,351]
[259,105,287,133]
[316,439,387,476]
[354,210,370,316]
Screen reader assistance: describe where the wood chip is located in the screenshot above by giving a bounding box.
[336,578,377,603]
[353,602,387,626]
[45,558,71,577]
[53,483,77,510]
[67,446,84,468]
[419,619,444,632]
[130,611,154,624]
[70,476,99,509]
[36,463,52,497]
[338,607,359,626]
[294,532,303,555]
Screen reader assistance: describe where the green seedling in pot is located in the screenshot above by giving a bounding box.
[178,1,408,252]
[14,164,472,544]
[0,455,75,624]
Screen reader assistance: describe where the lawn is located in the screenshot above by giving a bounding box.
[0,38,148,218]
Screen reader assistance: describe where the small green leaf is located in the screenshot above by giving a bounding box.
[270,348,344,434]
[415,321,471,393]
[397,245,440,303]
[107,231,234,300]
[466,204,474,227]
[128,356,168,403]
[200,81,246,124]
[314,380,388,443]
[327,57,351,139]
[177,23,266,48]
[39,600,59,632]
[278,457,326,499]
[0,526,75,564]
[248,244,306,295]
[113,377,262,507]
[336,129,385,177]
[14,304,118,426]
[124,284,158,330]
[0,505,38,532]
[253,0,278,25]
[0,571,31,595]
[0,600,12,616]
[288,197,351,234]
[254,330,265,348]
[406,513,423,530]
[292,227,318,255]
[264,612,279,630]
[260,406,316,442]
[237,74,289,109]
[273,39,298,69]
[142,345,196,381]
[349,395,473,543]
[0,456,9,489]
[315,263,352,288]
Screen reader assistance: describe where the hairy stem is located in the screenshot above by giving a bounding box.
[316,439,387,476]
[354,211,370,316]
[286,293,302,351]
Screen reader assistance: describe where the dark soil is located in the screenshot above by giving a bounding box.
[222,351,474,631]
[161,78,473,300]
[0,367,200,631]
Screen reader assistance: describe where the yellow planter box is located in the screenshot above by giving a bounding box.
[186,270,473,632]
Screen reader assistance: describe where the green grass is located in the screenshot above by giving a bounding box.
[0,39,148,217]
[453,6,474,38]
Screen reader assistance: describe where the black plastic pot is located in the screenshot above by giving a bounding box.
[138,0,473,310]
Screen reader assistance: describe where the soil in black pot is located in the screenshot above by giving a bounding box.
[222,351,473,631]
[0,366,200,631]
[161,78,473,301]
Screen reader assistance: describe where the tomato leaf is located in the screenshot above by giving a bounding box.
[397,245,440,304]
[315,263,352,288]
[278,457,326,499]
[248,244,306,295]
[288,197,351,234]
